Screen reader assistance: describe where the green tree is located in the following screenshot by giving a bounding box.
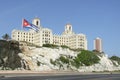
[2,33,11,41]
[59,56,69,64]
[77,50,100,66]
[72,58,82,68]
[110,56,120,64]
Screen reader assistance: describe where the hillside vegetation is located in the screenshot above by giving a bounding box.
[110,56,120,65]
[50,50,100,69]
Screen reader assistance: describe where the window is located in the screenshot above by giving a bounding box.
[36,21,39,26]
[80,39,83,41]
[45,34,48,37]
[69,26,71,30]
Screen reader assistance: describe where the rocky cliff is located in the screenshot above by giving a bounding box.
[0,40,21,70]
[0,40,120,72]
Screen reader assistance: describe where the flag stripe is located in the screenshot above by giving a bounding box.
[22,19,39,32]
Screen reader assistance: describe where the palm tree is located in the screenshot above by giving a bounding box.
[2,33,11,41]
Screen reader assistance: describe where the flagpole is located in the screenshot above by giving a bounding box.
[21,18,23,30]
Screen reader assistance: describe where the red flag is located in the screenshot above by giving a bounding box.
[22,19,31,27]
[22,19,39,32]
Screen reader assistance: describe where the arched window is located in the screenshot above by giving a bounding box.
[69,26,71,30]
[36,21,39,26]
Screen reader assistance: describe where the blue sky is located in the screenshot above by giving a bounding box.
[0,0,120,57]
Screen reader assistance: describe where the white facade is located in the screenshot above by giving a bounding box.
[12,18,87,50]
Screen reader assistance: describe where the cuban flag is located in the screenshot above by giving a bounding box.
[22,19,39,32]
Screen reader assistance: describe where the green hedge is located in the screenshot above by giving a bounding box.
[43,44,58,48]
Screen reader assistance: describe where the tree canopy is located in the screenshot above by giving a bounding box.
[110,56,120,64]
[2,33,11,41]
[75,50,100,66]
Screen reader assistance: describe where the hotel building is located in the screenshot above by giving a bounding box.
[12,18,87,50]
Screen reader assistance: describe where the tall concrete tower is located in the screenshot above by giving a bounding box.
[32,17,40,28]
[94,37,102,52]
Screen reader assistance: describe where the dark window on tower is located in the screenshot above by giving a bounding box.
[69,26,71,30]
[36,21,39,26]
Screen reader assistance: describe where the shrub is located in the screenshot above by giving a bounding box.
[76,50,100,66]
[50,50,100,69]
[110,56,120,65]
[59,56,69,64]
[70,48,83,52]
[61,45,69,49]
[37,61,41,66]
[50,59,56,65]
[43,44,58,48]
[72,58,82,68]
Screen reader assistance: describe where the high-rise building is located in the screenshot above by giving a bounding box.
[94,37,102,52]
[12,17,88,50]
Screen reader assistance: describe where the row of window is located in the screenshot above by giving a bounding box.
[18,35,33,38]
[53,37,85,41]
[42,41,50,44]
[53,37,68,40]
[17,38,33,42]
[42,34,50,37]
[43,31,51,34]
[18,32,33,35]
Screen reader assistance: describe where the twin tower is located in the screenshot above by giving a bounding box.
[32,18,74,35]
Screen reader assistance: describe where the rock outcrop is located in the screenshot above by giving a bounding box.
[0,40,120,72]
[0,40,21,70]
